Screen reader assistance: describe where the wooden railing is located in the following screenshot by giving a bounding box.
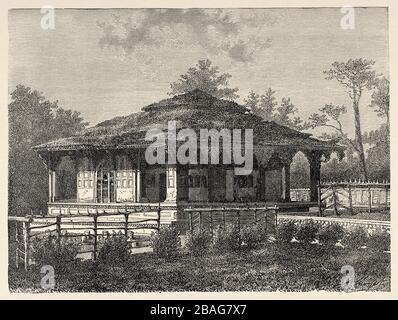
[316,181,390,216]
[183,205,279,240]
[8,205,163,271]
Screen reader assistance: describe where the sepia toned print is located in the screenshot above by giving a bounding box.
[7,7,390,292]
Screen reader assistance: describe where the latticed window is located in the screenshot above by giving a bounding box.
[77,171,94,188]
[115,170,134,189]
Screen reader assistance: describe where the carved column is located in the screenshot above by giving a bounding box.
[47,153,62,203]
[225,168,234,202]
[305,150,322,202]
[136,149,142,203]
[279,150,296,202]
[281,162,291,202]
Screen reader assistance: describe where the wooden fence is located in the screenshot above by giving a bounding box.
[278,215,391,234]
[9,205,162,271]
[317,181,390,216]
[183,205,279,241]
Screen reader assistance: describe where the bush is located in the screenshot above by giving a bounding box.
[151,226,181,260]
[97,235,132,267]
[296,220,320,244]
[213,225,240,253]
[368,230,390,252]
[240,224,264,250]
[343,227,368,249]
[276,221,297,243]
[317,224,345,247]
[31,236,79,273]
[186,229,212,257]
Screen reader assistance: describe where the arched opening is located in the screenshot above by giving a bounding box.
[290,151,311,202]
[56,156,77,202]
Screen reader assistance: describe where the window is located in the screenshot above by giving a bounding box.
[77,171,94,189]
[115,170,134,189]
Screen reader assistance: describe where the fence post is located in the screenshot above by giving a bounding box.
[209,211,213,240]
[189,211,193,233]
[236,210,241,232]
[317,185,322,217]
[264,210,268,234]
[348,183,354,215]
[56,216,61,248]
[157,204,161,230]
[23,219,31,271]
[222,210,226,229]
[368,184,372,213]
[124,213,129,237]
[253,209,257,223]
[198,211,202,231]
[93,215,98,261]
[385,184,389,211]
[236,210,241,244]
[332,186,338,215]
[15,221,19,269]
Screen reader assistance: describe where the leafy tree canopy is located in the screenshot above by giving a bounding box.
[169,59,239,100]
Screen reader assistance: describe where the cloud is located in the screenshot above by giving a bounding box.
[97,9,275,63]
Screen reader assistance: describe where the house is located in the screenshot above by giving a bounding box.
[33,89,343,223]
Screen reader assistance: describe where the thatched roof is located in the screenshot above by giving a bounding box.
[33,89,342,153]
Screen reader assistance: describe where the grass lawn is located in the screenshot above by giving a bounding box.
[9,243,390,292]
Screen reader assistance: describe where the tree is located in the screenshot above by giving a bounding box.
[8,85,88,215]
[245,88,278,121]
[369,76,389,129]
[169,59,239,100]
[309,103,355,148]
[244,88,310,131]
[323,58,378,180]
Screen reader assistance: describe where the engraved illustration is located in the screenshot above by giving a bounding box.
[8,8,390,292]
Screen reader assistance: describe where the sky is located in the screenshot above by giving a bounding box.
[8,8,389,138]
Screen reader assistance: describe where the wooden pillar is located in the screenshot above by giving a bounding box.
[15,222,19,269]
[48,170,53,203]
[225,168,234,202]
[281,162,291,202]
[93,215,98,261]
[23,219,31,271]
[348,183,354,214]
[93,170,98,203]
[136,150,142,203]
[308,151,321,202]
[107,172,111,203]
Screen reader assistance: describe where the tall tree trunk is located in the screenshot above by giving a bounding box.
[352,94,368,180]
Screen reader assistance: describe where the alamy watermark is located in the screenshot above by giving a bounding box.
[145,121,253,175]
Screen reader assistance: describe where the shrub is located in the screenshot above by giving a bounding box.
[31,236,79,273]
[213,225,240,253]
[317,224,345,247]
[343,227,368,249]
[151,226,181,260]
[97,234,132,267]
[368,230,390,252]
[296,220,320,244]
[240,224,264,250]
[185,229,212,256]
[276,221,297,243]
